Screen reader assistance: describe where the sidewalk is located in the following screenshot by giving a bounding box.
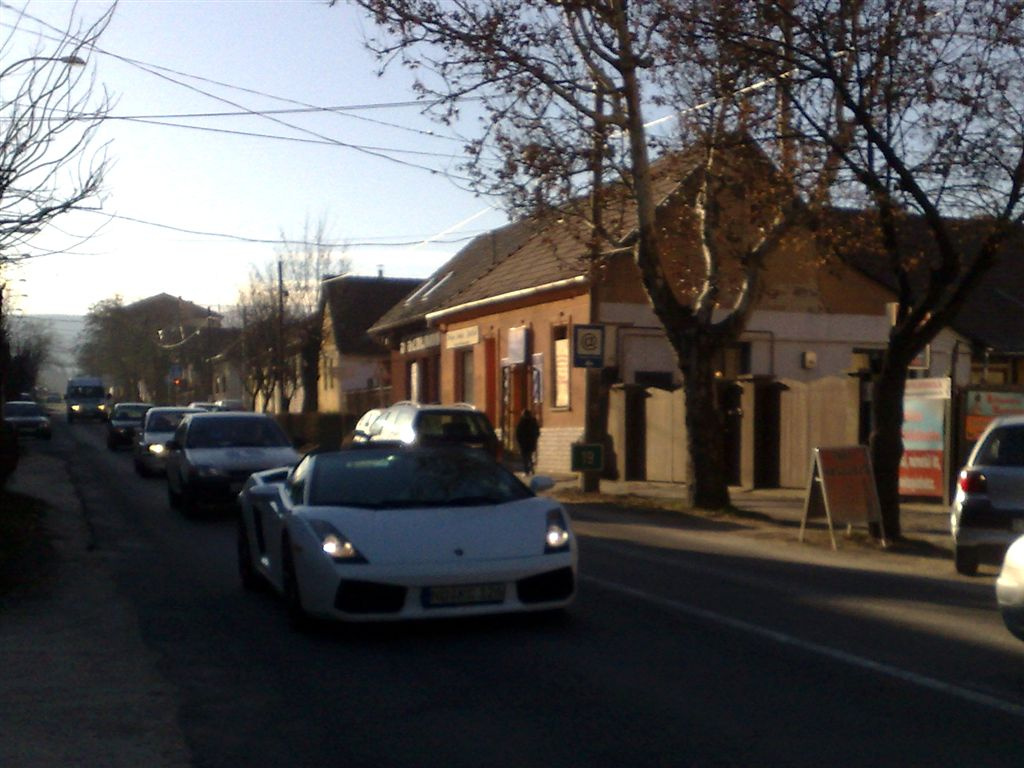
[0,450,190,768]
[544,472,953,559]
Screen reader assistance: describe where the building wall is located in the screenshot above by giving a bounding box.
[438,291,591,474]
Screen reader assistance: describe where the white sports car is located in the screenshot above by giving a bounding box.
[237,444,577,627]
[997,535,1024,642]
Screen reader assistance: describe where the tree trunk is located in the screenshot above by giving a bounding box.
[869,359,907,539]
[683,333,731,510]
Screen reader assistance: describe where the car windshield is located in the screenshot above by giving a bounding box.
[415,412,492,443]
[3,402,44,417]
[113,405,150,420]
[309,447,530,508]
[186,417,291,449]
[976,425,1024,467]
[146,411,192,432]
[68,385,105,398]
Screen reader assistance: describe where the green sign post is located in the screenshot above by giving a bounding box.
[571,443,604,473]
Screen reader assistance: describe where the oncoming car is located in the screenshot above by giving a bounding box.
[133,406,204,477]
[107,402,153,450]
[2,400,51,439]
[237,444,576,628]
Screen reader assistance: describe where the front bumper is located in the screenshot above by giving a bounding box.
[293,546,578,622]
[188,473,253,504]
[8,421,51,438]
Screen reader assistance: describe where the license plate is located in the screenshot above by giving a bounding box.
[1014,519,1024,533]
[424,583,505,607]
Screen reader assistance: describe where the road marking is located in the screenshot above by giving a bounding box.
[583,574,1024,719]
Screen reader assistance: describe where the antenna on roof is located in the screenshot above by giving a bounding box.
[377,265,384,278]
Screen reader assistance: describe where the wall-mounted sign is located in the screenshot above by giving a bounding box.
[508,326,529,365]
[446,326,479,349]
[964,390,1024,442]
[400,332,440,355]
[572,324,605,368]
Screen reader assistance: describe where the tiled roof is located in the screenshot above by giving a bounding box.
[369,149,714,333]
[369,218,542,334]
[123,292,222,321]
[322,275,421,355]
[829,208,1024,352]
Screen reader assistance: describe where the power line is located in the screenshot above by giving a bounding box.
[81,210,485,248]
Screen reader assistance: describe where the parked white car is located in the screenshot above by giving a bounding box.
[951,415,1024,575]
[996,535,1024,642]
[237,444,576,628]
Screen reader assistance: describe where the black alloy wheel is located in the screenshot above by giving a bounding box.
[281,538,312,632]
[237,517,263,591]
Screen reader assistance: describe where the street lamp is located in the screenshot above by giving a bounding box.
[0,54,86,80]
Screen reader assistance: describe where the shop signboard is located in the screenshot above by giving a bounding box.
[964,390,1024,442]
[899,378,950,499]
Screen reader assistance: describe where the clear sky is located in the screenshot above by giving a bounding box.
[4,0,511,317]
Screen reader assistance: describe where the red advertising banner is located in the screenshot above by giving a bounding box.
[899,379,949,499]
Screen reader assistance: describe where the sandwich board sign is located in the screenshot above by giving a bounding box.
[800,446,887,549]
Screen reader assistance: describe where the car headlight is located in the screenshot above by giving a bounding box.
[195,465,229,478]
[147,443,165,455]
[544,509,571,553]
[308,520,367,563]
[71,404,81,412]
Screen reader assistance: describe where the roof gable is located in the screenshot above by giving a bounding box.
[323,275,421,355]
[829,209,1024,352]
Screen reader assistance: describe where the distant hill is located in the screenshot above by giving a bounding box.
[10,314,86,394]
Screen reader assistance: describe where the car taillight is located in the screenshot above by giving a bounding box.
[959,470,987,494]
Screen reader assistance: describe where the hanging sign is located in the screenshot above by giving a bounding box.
[572,324,605,368]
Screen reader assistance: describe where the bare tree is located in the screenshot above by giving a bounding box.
[238,218,349,413]
[720,1,1024,537]
[343,1,833,509]
[235,278,279,411]
[276,217,350,413]
[77,297,160,401]
[0,2,114,267]
[2,316,52,399]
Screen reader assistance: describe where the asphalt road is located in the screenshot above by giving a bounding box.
[4,419,1024,767]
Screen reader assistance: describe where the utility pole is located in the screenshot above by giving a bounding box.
[276,257,286,414]
[580,88,607,493]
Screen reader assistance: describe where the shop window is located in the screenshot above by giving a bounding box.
[553,325,570,408]
[456,348,475,403]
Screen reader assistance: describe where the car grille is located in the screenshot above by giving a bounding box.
[335,580,407,614]
[516,567,575,604]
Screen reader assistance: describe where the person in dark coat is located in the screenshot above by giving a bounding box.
[515,409,540,474]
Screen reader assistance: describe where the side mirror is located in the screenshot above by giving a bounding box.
[247,484,280,502]
[530,475,555,493]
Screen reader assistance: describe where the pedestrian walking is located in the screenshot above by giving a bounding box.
[515,409,540,474]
